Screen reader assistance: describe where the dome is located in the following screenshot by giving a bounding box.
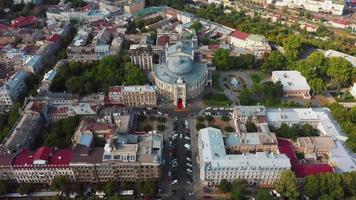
[167,56,193,75]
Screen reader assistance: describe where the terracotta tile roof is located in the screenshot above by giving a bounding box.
[331,19,349,25]
[12,147,73,168]
[109,86,122,93]
[32,146,52,161]
[230,30,249,40]
[157,35,170,46]
[11,16,38,29]
[47,34,61,43]
[207,45,219,50]
[278,139,333,177]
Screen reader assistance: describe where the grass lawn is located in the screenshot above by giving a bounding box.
[250,72,268,84]
[203,92,232,106]
[212,74,224,92]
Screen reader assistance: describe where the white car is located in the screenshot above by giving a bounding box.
[184,144,191,150]
[186,157,191,161]
[185,136,190,140]
[179,134,183,139]
[187,168,192,173]
[186,163,192,167]
[171,179,178,185]
[188,192,195,195]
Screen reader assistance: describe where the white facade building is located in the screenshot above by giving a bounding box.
[324,49,356,67]
[266,0,345,15]
[0,71,28,107]
[198,127,291,186]
[271,71,311,99]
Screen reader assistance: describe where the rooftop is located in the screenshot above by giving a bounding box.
[278,139,333,177]
[199,127,290,169]
[324,49,356,67]
[272,70,311,91]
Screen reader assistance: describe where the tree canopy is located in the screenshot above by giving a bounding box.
[52,54,146,94]
[261,51,286,73]
[274,170,299,200]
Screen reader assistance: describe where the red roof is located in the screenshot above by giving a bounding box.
[47,34,61,43]
[0,24,11,31]
[331,19,349,25]
[109,86,122,93]
[13,147,73,168]
[230,30,249,40]
[11,16,37,29]
[278,139,333,177]
[157,35,170,46]
[207,45,219,50]
[32,146,52,161]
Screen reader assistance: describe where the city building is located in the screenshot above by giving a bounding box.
[228,30,271,58]
[46,8,108,23]
[198,127,291,186]
[266,0,345,15]
[0,71,29,107]
[108,85,157,107]
[153,41,210,109]
[267,108,356,173]
[124,0,145,14]
[70,133,162,183]
[66,27,118,62]
[12,147,75,183]
[129,44,153,70]
[229,106,278,153]
[271,71,311,99]
[295,136,336,159]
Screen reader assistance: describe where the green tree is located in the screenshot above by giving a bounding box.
[196,123,206,130]
[212,49,231,70]
[105,181,116,196]
[245,121,257,132]
[143,125,153,132]
[51,176,69,194]
[230,179,246,200]
[191,20,203,33]
[326,57,354,87]
[17,183,32,196]
[157,124,166,131]
[304,175,319,199]
[218,179,231,193]
[274,170,299,200]
[224,126,234,132]
[238,88,251,105]
[141,182,156,196]
[255,189,272,200]
[261,51,286,73]
[221,116,230,121]
[196,116,205,122]
[205,115,214,122]
[0,180,7,195]
[309,78,325,95]
[283,35,303,61]
[124,65,146,85]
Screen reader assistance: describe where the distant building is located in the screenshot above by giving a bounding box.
[11,147,75,183]
[229,106,278,153]
[129,44,153,70]
[153,41,209,109]
[70,133,163,183]
[198,127,291,186]
[271,71,311,99]
[0,71,29,107]
[124,0,145,14]
[266,0,345,15]
[228,30,271,58]
[295,137,336,159]
[108,85,157,107]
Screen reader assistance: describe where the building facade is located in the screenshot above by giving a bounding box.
[198,127,291,186]
[0,71,28,107]
[271,71,311,99]
[153,41,209,109]
[129,44,153,70]
[266,0,345,15]
[108,85,157,107]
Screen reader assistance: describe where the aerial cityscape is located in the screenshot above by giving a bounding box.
[0,0,355,199]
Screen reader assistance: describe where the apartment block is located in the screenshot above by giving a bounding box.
[108,85,157,107]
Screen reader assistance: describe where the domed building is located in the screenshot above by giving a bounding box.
[153,41,210,109]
